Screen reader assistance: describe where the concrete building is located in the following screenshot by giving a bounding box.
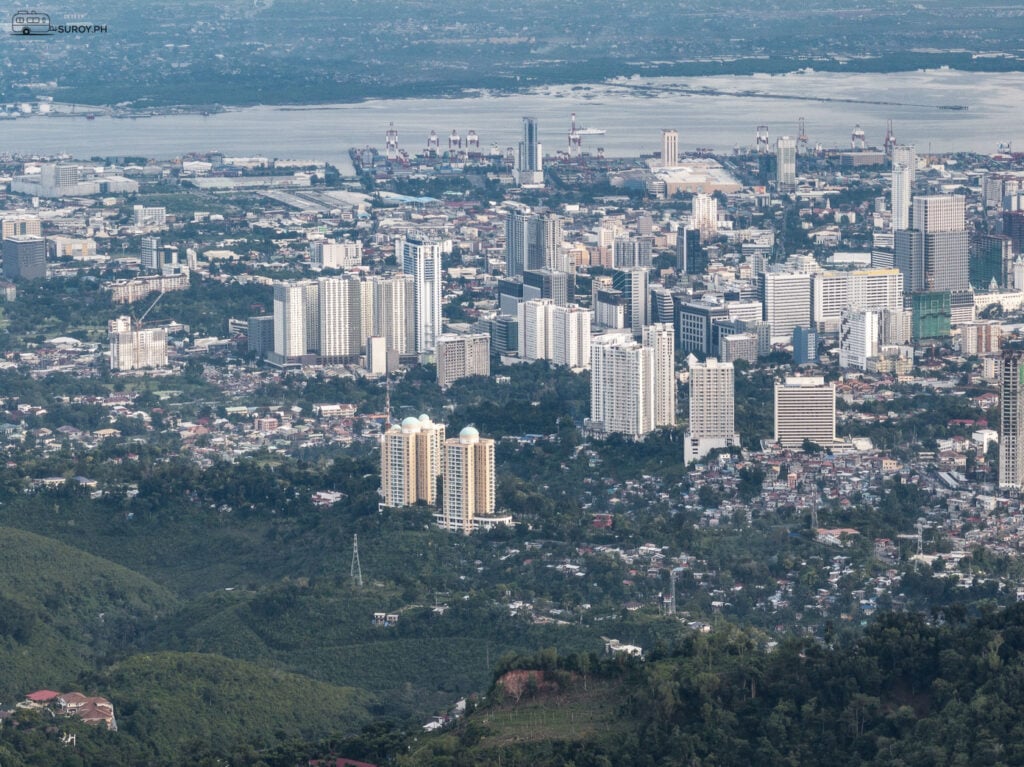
[684,355,740,464]
[792,326,818,365]
[760,271,812,343]
[524,268,573,307]
[436,333,490,389]
[506,210,564,276]
[247,315,275,356]
[2,236,46,280]
[1,215,41,239]
[372,274,416,358]
[892,145,917,185]
[811,268,903,333]
[774,376,836,448]
[311,239,362,270]
[272,281,312,364]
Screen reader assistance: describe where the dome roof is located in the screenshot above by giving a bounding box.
[459,425,480,442]
[401,416,422,432]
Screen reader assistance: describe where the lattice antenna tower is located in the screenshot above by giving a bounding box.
[351,534,363,587]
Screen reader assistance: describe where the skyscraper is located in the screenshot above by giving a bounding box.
[683,356,740,464]
[643,323,676,428]
[590,334,655,438]
[661,129,679,167]
[397,234,443,354]
[838,309,880,370]
[372,274,416,357]
[506,210,564,276]
[318,275,364,363]
[1000,348,1024,489]
[891,163,911,231]
[439,426,496,534]
[515,117,544,186]
[612,268,650,338]
[892,144,917,185]
[272,281,310,362]
[776,136,797,190]
[911,195,970,293]
[774,377,836,448]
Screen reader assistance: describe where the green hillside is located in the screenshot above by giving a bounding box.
[100,652,375,760]
[0,526,179,700]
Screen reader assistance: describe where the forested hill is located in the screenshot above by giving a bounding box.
[401,607,1024,766]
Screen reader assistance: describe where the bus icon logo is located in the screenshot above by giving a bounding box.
[11,10,51,35]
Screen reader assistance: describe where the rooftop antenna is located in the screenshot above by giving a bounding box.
[351,534,363,587]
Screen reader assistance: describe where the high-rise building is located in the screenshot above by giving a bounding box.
[439,426,496,534]
[318,275,364,363]
[524,268,573,306]
[792,326,819,365]
[2,236,46,281]
[691,194,718,242]
[612,268,650,337]
[776,136,797,190]
[272,281,310,363]
[397,234,443,354]
[909,195,969,293]
[661,129,679,167]
[613,236,653,269]
[436,333,490,389]
[518,299,592,368]
[677,226,706,275]
[505,210,564,276]
[684,356,740,464]
[774,376,836,448]
[676,301,731,356]
[380,414,446,507]
[970,234,1013,290]
[760,271,812,342]
[590,333,655,438]
[960,321,1002,356]
[810,268,904,332]
[643,323,676,428]
[372,274,416,358]
[891,163,912,231]
[551,304,592,369]
[247,315,275,356]
[108,316,168,372]
[1000,348,1024,489]
[515,117,544,186]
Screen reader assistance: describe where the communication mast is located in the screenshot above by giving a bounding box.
[351,534,363,588]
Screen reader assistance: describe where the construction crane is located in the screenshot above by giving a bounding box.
[132,290,164,330]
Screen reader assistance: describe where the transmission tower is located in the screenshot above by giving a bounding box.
[351,534,363,587]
